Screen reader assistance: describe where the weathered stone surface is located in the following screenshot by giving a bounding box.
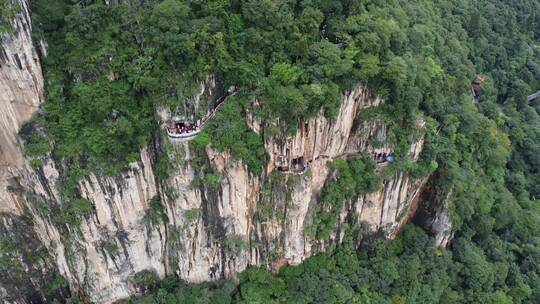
[0,0,43,215]
[431,190,454,247]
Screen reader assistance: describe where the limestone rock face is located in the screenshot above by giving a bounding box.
[0,3,432,302]
[0,3,60,302]
[2,87,428,303]
[0,0,44,215]
[264,86,384,173]
[431,190,454,247]
[0,147,166,302]
[0,86,429,303]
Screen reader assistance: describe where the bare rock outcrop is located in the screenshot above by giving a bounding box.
[0,81,430,303]
[0,0,44,214]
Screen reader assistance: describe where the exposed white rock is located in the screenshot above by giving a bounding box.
[2,83,426,303]
[264,86,384,173]
[0,0,44,214]
[431,190,454,247]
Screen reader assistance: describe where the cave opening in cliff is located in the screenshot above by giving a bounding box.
[374,152,393,164]
[276,154,289,172]
[276,156,307,174]
[291,156,307,173]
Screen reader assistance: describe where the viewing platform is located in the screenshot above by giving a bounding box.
[276,156,309,175]
[166,86,238,141]
[166,118,202,140]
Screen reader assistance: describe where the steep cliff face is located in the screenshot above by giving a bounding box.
[0,213,69,303]
[413,187,454,248]
[37,149,165,301]
[431,195,454,248]
[0,2,65,303]
[0,3,431,303]
[152,85,427,288]
[0,0,44,214]
[1,87,428,303]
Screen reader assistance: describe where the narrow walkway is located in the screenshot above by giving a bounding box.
[472,86,479,104]
[528,90,540,102]
[167,88,238,140]
[471,75,485,104]
[199,90,236,125]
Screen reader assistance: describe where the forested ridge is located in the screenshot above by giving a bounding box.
[17,0,540,303]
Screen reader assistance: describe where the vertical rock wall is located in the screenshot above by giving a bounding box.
[0,2,64,303]
[0,0,43,214]
[0,84,430,303]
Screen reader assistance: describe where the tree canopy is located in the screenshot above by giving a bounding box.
[27,0,540,303]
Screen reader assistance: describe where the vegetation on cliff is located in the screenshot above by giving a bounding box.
[309,157,380,240]
[0,0,17,34]
[22,0,540,303]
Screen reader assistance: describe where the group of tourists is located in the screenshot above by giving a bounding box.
[375,152,393,164]
[168,120,200,135]
[166,87,238,140]
[171,122,198,134]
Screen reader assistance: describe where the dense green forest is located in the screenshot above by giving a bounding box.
[25,0,540,303]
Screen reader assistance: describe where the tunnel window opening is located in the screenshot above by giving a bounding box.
[291,157,306,173]
[276,155,289,172]
[13,53,22,70]
[275,156,308,174]
[374,152,393,164]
